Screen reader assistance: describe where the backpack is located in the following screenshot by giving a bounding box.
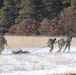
[65,37,72,43]
[58,38,65,46]
[47,39,54,46]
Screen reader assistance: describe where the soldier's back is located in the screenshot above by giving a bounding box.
[65,36,72,43]
[58,38,65,46]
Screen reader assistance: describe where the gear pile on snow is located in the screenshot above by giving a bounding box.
[12,49,29,54]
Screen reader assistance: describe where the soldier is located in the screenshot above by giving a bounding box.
[47,38,56,53]
[56,38,65,53]
[0,33,7,54]
[63,36,72,53]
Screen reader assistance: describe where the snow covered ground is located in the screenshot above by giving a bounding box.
[0,47,76,75]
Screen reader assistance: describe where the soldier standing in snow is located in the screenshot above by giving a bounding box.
[0,33,7,54]
[47,38,56,53]
[56,38,65,53]
[63,36,72,53]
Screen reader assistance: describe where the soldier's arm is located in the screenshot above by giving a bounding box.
[55,40,59,43]
[5,42,8,45]
[3,37,8,45]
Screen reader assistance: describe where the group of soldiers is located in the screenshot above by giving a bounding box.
[47,36,72,53]
[0,33,72,54]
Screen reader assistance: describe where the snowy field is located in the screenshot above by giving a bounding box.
[0,36,76,75]
[0,47,76,75]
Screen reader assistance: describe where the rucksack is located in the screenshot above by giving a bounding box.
[65,37,72,43]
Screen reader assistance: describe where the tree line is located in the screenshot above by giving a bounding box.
[0,0,76,36]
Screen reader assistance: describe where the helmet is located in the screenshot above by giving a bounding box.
[54,38,56,40]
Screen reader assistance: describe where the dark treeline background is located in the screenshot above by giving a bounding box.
[0,0,76,36]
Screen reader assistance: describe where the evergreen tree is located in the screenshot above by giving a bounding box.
[19,0,34,19]
[30,0,43,21]
[0,0,15,26]
[0,0,21,26]
[62,0,71,8]
[16,0,43,22]
[14,0,22,23]
[42,0,63,19]
[52,0,63,17]
[42,0,53,19]
[0,0,4,8]
[71,0,76,9]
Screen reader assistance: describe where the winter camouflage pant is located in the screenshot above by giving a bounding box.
[57,44,63,53]
[63,43,70,53]
[49,44,54,52]
[0,45,4,54]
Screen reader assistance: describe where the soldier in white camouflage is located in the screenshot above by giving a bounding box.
[56,38,65,53]
[0,33,7,54]
[63,36,72,53]
[47,38,56,53]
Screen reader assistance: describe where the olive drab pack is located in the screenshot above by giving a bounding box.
[47,39,53,47]
[65,37,72,43]
[48,39,54,45]
[47,38,56,47]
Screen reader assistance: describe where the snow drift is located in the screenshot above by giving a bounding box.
[0,47,76,75]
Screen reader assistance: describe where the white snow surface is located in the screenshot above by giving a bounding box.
[0,47,76,75]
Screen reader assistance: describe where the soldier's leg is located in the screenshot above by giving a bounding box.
[0,48,2,54]
[0,48,3,54]
[0,45,4,54]
[68,44,70,53]
[63,44,68,52]
[57,45,62,53]
[49,45,53,53]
